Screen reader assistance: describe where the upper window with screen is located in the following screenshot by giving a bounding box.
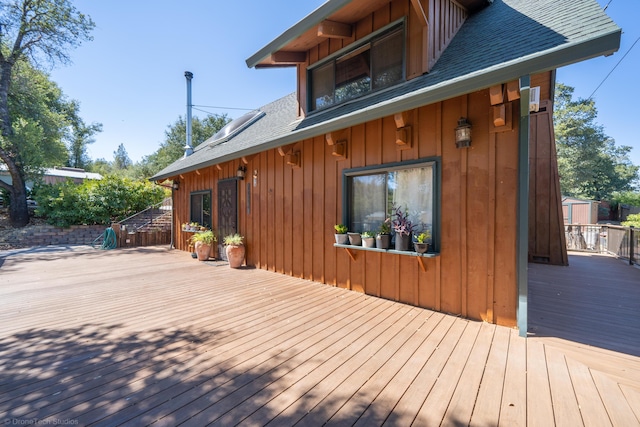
[309,24,404,112]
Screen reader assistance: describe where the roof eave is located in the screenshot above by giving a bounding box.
[153,28,621,182]
[245,0,353,69]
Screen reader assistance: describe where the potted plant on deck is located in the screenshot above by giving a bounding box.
[223,233,245,268]
[392,205,414,251]
[334,224,348,244]
[414,231,431,254]
[190,230,216,261]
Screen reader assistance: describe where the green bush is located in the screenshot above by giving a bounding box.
[622,213,640,228]
[33,175,166,228]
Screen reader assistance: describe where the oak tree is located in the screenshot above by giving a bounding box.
[0,0,94,226]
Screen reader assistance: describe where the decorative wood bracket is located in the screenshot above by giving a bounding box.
[332,142,347,157]
[506,80,520,101]
[241,154,258,165]
[270,51,307,65]
[490,85,504,106]
[396,126,412,149]
[318,20,353,39]
[326,131,348,159]
[215,164,222,171]
[342,247,357,261]
[416,256,426,272]
[278,144,296,157]
[394,111,411,129]
[490,102,513,133]
[285,151,301,168]
[394,111,413,150]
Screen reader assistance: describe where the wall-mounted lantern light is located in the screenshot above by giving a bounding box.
[172,180,180,191]
[237,165,247,180]
[455,117,472,148]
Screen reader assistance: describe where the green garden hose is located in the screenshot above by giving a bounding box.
[93,227,117,250]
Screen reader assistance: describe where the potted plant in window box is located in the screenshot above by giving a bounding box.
[190,230,216,261]
[376,218,391,249]
[223,233,245,268]
[361,230,375,248]
[334,224,349,244]
[414,231,431,254]
[392,205,414,251]
[348,231,362,246]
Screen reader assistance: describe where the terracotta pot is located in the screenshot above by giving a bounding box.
[195,241,211,261]
[335,234,349,244]
[225,244,245,268]
[376,234,390,249]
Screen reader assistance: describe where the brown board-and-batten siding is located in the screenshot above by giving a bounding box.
[173,88,519,327]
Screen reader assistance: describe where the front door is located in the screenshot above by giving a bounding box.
[218,178,238,259]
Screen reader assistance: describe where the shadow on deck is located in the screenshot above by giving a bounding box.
[528,252,640,357]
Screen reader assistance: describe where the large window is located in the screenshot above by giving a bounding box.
[309,23,404,112]
[345,160,438,248]
[190,190,211,229]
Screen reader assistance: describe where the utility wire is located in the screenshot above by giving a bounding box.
[588,35,640,100]
[192,104,255,111]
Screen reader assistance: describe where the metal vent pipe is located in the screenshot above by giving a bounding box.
[184,71,194,157]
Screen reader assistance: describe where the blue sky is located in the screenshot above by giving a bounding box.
[49,0,639,168]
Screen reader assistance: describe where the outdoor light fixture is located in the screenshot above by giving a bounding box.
[172,180,180,191]
[237,165,247,180]
[455,117,472,148]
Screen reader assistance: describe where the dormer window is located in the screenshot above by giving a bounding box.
[309,23,405,112]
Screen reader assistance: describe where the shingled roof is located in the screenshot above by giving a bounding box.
[152,0,620,181]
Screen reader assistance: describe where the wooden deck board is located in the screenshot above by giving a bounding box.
[0,247,638,426]
[545,346,584,426]
[526,339,555,426]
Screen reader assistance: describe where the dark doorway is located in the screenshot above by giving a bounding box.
[218,178,238,259]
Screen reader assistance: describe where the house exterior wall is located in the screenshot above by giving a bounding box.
[173,87,521,327]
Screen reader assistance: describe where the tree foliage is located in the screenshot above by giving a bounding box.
[33,175,166,228]
[610,191,640,209]
[0,0,95,226]
[4,59,69,170]
[554,83,639,200]
[113,143,131,170]
[621,213,640,228]
[141,114,229,175]
[66,100,102,169]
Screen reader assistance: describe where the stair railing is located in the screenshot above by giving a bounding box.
[118,197,172,231]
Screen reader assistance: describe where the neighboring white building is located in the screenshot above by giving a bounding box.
[0,167,102,189]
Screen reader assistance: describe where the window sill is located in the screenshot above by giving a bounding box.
[333,243,439,257]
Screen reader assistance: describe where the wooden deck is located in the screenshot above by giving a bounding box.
[0,246,638,426]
